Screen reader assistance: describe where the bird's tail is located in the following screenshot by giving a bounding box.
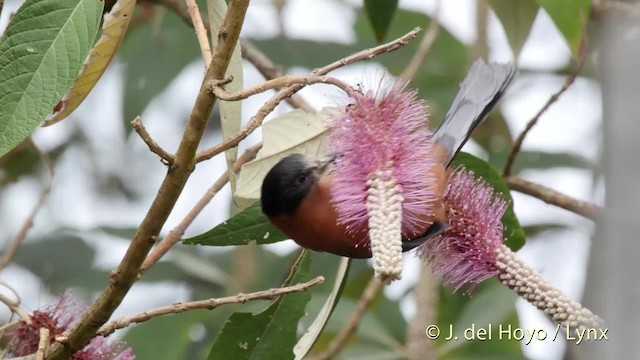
[432,59,517,166]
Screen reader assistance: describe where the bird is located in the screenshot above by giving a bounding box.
[261,59,516,258]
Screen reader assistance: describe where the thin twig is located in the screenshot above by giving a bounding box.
[400,0,440,82]
[131,117,176,165]
[145,0,311,110]
[240,41,313,111]
[36,328,49,360]
[210,74,356,101]
[0,293,30,323]
[97,276,324,336]
[406,265,438,360]
[185,0,212,67]
[309,276,382,360]
[140,143,263,273]
[46,1,251,359]
[506,176,601,220]
[195,27,422,162]
[503,26,589,177]
[0,142,53,271]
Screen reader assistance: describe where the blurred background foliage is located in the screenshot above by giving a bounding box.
[0,0,603,359]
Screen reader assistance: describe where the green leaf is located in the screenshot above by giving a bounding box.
[488,0,539,60]
[294,257,351,359]
[208,0,243,193]
[183,201,288,246]
[537,0,590,57]
[234,109,329,210]
[451,152,526,251]
[0,0,103,157]
[207,251,313,360]
[364,0,399,42]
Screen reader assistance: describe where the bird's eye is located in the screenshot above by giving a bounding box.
[296,174,307,184]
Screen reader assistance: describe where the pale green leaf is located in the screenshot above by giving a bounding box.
[488,0,539,60]
[0,0,103,157]
[233,109,330,209]
[294,257,351,360]
[208,0,243,193]
[537,0,590,57]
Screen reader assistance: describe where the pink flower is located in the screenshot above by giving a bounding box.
[9,290,135,359]
[420,169,507,292]
[328,80,438,282]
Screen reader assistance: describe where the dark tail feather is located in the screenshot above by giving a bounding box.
[432,59,517,167]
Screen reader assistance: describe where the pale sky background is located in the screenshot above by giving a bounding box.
[0,1,602,359]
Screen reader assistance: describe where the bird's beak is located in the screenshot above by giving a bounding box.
[314,154,338,175]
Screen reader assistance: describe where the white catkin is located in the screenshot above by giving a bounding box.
[495,245,603,330]
[366,170,404,284]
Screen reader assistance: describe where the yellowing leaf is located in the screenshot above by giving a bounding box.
[233,109,331,209]
[43,0,137,126]
[208,0,243,193]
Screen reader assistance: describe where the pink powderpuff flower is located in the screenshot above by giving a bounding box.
[9,290,135,359]
[328,80,438,283]
[420,168,508,292]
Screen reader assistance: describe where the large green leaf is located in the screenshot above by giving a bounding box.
[488,0,539,60]
[537,0,590,57]
[451,152,526,251]
[207,251,313,360]
[0,0,103,157]
[183,201,288,246]
[364,0,399,42]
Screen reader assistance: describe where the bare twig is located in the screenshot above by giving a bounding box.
[0,293,30,323]
[140,143,263,273]
[131,117,176,165]
[309,276,382,360]
[240,41,313,111]
[145,0,311,110]
[185,0,212,67]
[503,26,589,177]
[400,0,440,82]
[209,74,356,101]
[46,1,251,358]
[0,143,53,271]
[97,276,324,336]
[196,27,422,162]
[506,176,601,220]
[36,328,50,360]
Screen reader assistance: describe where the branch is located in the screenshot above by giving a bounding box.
[240,40,313,111]
[97,276,324,336]
[185,0,212,67]
[506,176,601,220]
[400,0,440,82]
[45,1,251,358]
[406,265,438,360]
[140,143,262,273]
[131,117,175,166]
[209,74,356,101]
[145,0,312,111]
[0,293,30,323]
[503,25,589,177]
[195,27,422,162]
[309,276,382,360]
[37,328,49,360]
[0,142,53,271]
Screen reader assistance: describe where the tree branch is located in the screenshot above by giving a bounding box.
[140,143,262,273]
[195,27,422,162]
[0,293,30,323]
[209,74,355,101]
[185,0,212,67]
[45,1,251,358]
[503,24,589,177]
[0,142,53,271]
[506,176,601,220]
[131,117,175,166]
[96,276,324,336]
